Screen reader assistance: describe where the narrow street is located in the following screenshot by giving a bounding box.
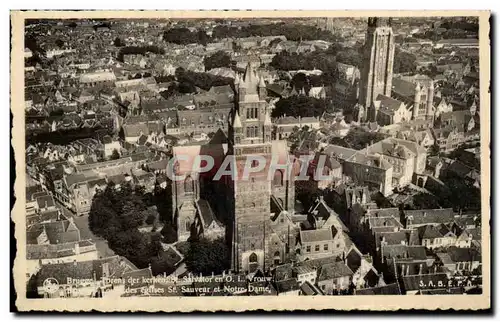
[56,201,115,258]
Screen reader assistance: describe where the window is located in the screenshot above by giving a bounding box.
[324,244,328,251]
[246,107,258,119]
[273,170,284,187]
[315,245,320,252]
[246,125,258,138]
[184,176,193,194]
[336,243,340,249]
[249,252,258,263]
[306,246,311,253]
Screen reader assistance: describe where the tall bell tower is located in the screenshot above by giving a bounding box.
[358,17,396,120]
[229,63,273,273]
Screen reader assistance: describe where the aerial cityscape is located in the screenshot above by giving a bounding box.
[23,16,483,298]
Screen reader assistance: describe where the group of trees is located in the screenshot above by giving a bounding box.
[289,72,330,96]
[211,23,340,42]
[163,27,210,45]
[269,42,416,78]
[270,49,339,73]
[176,67,234,91]
[88,182,231,276]
[393,47,418,74]
[159,68,234,99]
[88,184,160,269]
[163,23,340,46]
[117,45,165,62]
[113,37,125,47]
[271,95,327,119]
[329,127,387,150]
[203,50,232,71]
[184,238,230,275]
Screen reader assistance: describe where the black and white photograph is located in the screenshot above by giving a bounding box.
[11,10,490,312]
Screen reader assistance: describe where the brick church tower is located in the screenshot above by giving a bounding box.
[358,17,396,122]
[228,62,274,273]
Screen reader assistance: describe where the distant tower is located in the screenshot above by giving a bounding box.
[426,80,434,120]
[358,17,396,111]
[413,82,421,120]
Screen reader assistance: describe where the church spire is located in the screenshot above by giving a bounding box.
[232,110,242,128]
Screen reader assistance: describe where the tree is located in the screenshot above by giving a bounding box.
[330,128,386,150]
[184,238,230,275]
[295,180,321,211]
[272,96,326,118]
[394,47,417,74]
[113,37,124,47]
[203,50,231,71]
[88,183,164,269]
[411,193,441,209]
[55,39,65,48]
[110,149,120,160]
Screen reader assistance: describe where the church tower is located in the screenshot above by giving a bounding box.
[358,17,395,114]
[229,63,273,273]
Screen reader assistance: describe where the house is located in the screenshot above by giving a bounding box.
[101,135,121,158]
[316,261,353,294]
[308,86,326,99]
[298,225,346,261]
[366,137,428,178]
[26,240,98,276]
[299,280,323,295]
[403,208,456,229]
[27,217,81,245]
[431,126,466,153]
[417,224,457,249]
[274,116,321,139]
[436,246,481,275]
[342,151,394,196]
[373,94,412,126]
[293,265,317,285]
[26,185,44,215]
[345,245,381,289]
[309,153,343,189]
[275,278,300,296]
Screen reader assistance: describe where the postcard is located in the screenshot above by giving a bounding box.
[11,10,490,312]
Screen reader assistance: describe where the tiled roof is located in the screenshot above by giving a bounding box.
[355,283,401,295]
[317,262,353,281]
[275,278,299,293]
[300,227,335,243]
[405,208,456,226]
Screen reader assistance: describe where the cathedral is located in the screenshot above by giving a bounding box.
[171,62,299,274]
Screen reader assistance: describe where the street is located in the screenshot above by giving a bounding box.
[57,201,116,258]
